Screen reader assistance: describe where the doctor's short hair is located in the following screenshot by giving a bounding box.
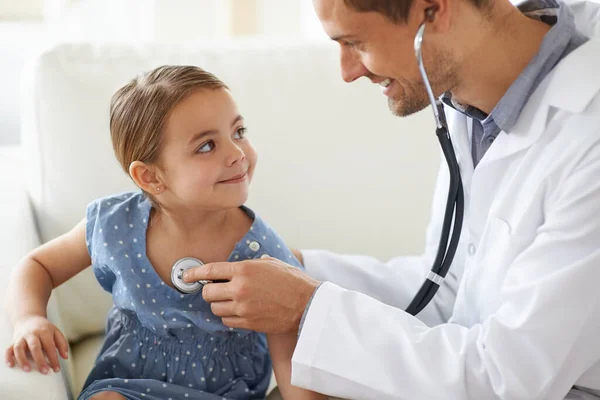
[109,65,228,174]
[344,0,491,23]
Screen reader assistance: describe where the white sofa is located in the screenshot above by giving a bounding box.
[0,39,439,399]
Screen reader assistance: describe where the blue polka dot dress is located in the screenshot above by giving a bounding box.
[78,191,303,400]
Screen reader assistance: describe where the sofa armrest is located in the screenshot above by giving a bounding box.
[0,146,71,399]
[0,146,39,266]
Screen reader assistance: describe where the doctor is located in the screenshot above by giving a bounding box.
[183,0,600,398]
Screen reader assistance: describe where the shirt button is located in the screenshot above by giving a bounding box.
[468,243,476,256]
[249,241,260,252]
[260,254,271,259]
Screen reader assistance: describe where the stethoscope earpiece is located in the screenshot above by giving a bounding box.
[425,7,436,22]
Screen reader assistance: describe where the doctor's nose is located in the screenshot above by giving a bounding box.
[340,48,369,83]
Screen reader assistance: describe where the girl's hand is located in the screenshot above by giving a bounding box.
[5,315,69,374]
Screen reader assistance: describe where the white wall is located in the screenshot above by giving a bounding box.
[258,0,327,38]
[0,23,47,146]
[52,0,324,42]
[0,0,44,20]
[55,0,234,43]
[0,0,327,146]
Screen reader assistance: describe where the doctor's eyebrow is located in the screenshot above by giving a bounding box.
[330,34,356,42]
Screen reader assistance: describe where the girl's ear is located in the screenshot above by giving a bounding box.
[129,161,165,194]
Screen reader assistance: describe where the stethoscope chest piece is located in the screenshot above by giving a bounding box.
[171,257,208,294]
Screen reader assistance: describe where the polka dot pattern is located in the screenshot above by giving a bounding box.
[81,191,303,398]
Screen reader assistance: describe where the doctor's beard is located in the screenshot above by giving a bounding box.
[388,45,459,117]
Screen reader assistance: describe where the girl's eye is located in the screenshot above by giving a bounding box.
[234,127,247,139]
[197,140,215,153]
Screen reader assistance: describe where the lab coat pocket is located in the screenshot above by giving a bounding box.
[472,217,531,319]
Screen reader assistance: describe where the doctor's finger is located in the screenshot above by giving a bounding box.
[13,339,30,372]
[202,282,235,303]
[210,301,237,318]
[183,262,235,283]
[39,331,60,372]
[26,336,50,374]
[221,316,248,330]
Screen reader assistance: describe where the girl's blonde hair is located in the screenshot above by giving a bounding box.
[110,65,228,175]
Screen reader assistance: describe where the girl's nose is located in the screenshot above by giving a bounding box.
[226,142,246,166]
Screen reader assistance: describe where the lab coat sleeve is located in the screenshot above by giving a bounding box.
[300,157,465,327]
[291,135,600,399]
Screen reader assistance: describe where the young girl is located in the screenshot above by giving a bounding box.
[5,66,326,400]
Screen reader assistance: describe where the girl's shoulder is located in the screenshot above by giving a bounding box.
[85,191,149,252]
[87,191,147,221]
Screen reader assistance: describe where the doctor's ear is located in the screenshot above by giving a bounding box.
[129,161,166,194]
[425,4,439,21]
[418,0,451,31]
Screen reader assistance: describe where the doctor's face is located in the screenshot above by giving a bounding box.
[313,0,459,117]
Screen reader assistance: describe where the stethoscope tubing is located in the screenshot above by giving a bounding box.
[405,19,465,316]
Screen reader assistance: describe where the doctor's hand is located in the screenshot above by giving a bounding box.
[183,258,320,334]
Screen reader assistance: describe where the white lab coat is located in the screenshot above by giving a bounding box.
[291,3,600,399]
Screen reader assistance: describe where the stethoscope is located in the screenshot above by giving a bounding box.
[171,257,210,294]
[171,11,465,316]
[405,9,464,316]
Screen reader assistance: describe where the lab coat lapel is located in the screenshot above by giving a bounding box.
[477,39,600,169]
[476,78,552,169]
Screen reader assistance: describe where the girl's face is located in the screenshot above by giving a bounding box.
[155,88,257,212]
